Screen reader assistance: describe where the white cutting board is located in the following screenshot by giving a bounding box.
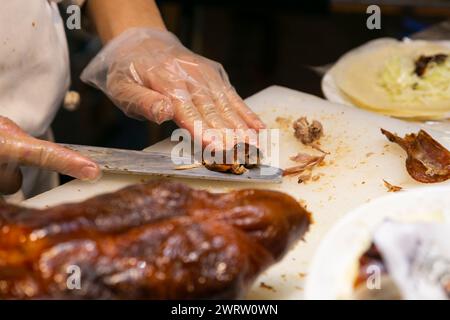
[23,86,450,299]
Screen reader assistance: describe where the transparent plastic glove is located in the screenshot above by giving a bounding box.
[0,116,101,195]
[81,28,266,147]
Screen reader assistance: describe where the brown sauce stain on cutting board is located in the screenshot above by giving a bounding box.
[260,282,277,293]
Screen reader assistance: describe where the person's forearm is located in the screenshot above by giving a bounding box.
[87,0,167,43]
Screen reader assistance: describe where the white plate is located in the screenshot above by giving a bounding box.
[321,38,450,134]
[304,186,450,300]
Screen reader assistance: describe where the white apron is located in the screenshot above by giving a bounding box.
[0,0,70,201]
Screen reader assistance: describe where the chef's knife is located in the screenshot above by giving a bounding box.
[61,144,283,184]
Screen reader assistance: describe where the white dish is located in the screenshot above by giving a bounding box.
[321,38,450,134]
[304,186,450,300]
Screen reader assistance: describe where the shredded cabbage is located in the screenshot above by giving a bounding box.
[378,54,450,105]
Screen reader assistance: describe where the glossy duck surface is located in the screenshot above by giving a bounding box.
[0,181,310,299]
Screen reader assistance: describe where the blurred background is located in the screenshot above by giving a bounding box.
[56,0,450,162]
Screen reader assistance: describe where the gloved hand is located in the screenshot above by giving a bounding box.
[0,116,101,195]
[81,28,266,147]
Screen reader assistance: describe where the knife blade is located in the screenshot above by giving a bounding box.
[61,144,283,184]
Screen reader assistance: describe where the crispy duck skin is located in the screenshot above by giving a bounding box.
[0,181,310,299]
[203,143,262,175]
[381,129,450,183]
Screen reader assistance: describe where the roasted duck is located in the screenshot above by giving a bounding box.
[381,129,450,183]
[0,181,310,299]
[203,143,262,175]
